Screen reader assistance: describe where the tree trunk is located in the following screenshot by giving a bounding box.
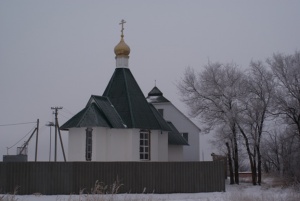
[233,146,239,184]
[232,125,239,184]
[226,142,234,184]
[253,158,257,185]
[257,145,262,185]
[237,123,257,185]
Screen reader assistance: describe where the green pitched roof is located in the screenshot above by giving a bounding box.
[148,103,172,131]
[88,95,126,128]
[147,86,170,103]
[61,68,171,131]
[60,96,125,130]
[60,102,110,130]
[148,86,163,96]
[167,121,189,145]
[103,68,168,130]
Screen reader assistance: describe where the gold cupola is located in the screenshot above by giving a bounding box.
[114,36,130,57]
[114,19,130,68]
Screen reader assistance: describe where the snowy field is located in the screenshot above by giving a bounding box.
[1,178,300,201]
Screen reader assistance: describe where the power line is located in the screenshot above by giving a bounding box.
[59,113,70,119]
[7,126,36,150]
[62,107,74,116]
[0,121,36,127]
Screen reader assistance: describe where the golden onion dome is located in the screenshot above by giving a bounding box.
[114,36,130,57]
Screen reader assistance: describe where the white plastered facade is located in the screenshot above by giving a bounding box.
[151,102,201,161]
[68,127,168,161]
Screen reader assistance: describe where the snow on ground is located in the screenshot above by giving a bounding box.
[1,179,300,201]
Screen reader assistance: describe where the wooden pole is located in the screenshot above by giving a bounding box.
[51,107,63,162]
[35,119,39,162]
[19,127,37,154]
[54,111,58,162]
[46,122,54,161]
[57,121,66,162]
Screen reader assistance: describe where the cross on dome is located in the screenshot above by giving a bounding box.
[114,19,130,67]
[119,19,126,37]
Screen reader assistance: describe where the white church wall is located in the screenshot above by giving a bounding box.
[67,127,170,162]
[94,127,107,161]
[168,145,183,161]
[152,103,201,161]
[68,127,86,161]
[150,130,168,161]
[68,127,107,161]
[106,129,134,161]
[131,129,140,161]
[158,131,168,161]
[150,130,158,161]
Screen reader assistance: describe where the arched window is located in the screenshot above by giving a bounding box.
[85,128,93,161]
[139,130,150,160]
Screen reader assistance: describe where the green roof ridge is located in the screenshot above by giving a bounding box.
[90,97,113,128]
[123,69,135,127]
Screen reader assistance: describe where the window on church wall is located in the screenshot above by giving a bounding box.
[85,128,93,161]
[140,130,150,160]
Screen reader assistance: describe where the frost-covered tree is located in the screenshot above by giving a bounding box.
[237,61,275,185]
[177,62,245,184]
[267,52,300,139]
[211,124,246,184]
[178,52,300,185]
[262,125,300,182]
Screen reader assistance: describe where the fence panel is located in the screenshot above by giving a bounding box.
[0,161,225,195]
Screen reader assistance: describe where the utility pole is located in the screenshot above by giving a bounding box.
[51,107,65,162]
[46,121,54,161]
[35,119,39,162]
[57,118,66,162]
[19,127,37,156]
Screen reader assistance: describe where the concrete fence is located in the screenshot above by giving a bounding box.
[0,161,225,195]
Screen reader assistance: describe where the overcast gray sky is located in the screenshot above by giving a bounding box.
[1,1,299,161]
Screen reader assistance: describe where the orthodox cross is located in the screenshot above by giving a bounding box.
[119,19,126,36]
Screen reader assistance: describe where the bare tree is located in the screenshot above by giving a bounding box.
[237,61,275,185]
[261,128,282,173]
[212,124,247,184]
[267,52,300,139]
[262,125,300,182]
[177,52,300,185]
[178,62,245,184]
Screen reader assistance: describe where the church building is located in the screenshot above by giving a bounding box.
[147,87,201,161]
[61,20,200,162]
